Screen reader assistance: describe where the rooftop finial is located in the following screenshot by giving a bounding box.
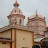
[36,10,38,16]
[36,10,37,13]
[13,0,19,7]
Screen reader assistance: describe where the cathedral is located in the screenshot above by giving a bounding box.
[0,0,48,48]
[0,1,34,48]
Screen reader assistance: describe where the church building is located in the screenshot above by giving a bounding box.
[27,10,48,48]
[0,0,48,48]
[0,1,34,48]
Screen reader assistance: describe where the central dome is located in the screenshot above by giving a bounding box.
[10,1,23,15]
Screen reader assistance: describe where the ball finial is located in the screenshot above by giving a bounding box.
[13,0,19,7]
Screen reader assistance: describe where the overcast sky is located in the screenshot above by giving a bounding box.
[0,0,48,28]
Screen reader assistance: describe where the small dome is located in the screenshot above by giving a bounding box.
[29,13,44,19]
[10,7,23,15]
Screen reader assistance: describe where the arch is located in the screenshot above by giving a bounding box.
[15,10,16,13]
[19,19,22,25]
[15,18,17,24]
[40,37,48,48]
[32,45,40,48]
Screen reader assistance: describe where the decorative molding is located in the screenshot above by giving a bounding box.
[0,25,34,32]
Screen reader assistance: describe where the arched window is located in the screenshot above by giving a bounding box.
[15,10,16,13]
[15,18,17,24]
[19,19,21,25]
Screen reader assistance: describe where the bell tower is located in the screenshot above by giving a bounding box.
[7,0,25,25]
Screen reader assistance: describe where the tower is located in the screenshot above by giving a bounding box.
[7,1,25,25]
[27,10,46,38]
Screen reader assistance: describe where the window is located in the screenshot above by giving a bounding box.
[15,22,17,24]
[15,18,17,24]
[2,42,6,44]
[19,19,21,25]
[15,10,16,13]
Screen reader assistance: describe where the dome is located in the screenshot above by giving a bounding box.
[10,1,23,15]
[10,7,23,15]
[29,10,44,19]
[29,13,44,19]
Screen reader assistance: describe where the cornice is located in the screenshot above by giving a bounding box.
[0,25,34,32]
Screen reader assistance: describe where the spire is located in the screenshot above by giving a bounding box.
[13,0,19,7]
[36,10,38,16]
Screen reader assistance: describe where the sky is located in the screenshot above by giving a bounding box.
[0,0,48,28]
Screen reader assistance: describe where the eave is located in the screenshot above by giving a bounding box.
[0,25,34,32]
